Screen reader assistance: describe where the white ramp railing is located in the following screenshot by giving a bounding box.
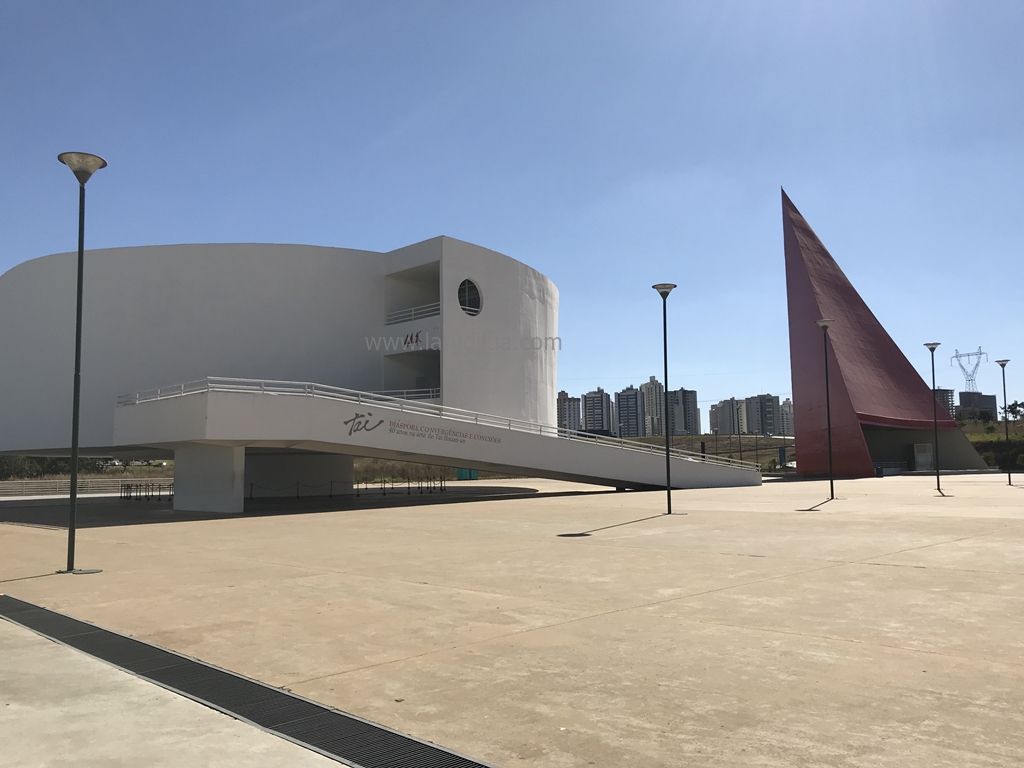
[117,377,760,472]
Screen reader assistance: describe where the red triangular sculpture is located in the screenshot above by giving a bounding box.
[782,190,977,477]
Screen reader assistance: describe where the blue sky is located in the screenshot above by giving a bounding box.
[2,1,1021,423]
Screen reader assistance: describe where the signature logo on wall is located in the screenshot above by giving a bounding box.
[343,412,385,436]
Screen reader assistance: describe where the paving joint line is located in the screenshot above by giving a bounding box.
[848,522,1024,566]
[288,531,1024,686]
[286,559,852,686]
[679,615,1024,669]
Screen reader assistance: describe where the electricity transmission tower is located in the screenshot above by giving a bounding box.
[951,347,987,392]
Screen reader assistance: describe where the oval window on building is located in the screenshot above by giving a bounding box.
[458,279,481,316]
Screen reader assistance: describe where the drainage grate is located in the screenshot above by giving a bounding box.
[0,595,496,768]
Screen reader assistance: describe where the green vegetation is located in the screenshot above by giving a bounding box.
[960,417,1024,444]
[0,455,518,485]
[0,456,172,482]
[966,439,1024,471]
[958,413,1024,471]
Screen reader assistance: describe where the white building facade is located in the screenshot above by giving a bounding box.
[0,238,560,499]
[0,237,559,454]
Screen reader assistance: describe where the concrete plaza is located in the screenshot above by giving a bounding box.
[1,475,1023,767]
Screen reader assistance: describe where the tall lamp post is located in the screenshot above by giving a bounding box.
[57,152,107,575]
[996,359,1011,485]
[924,342,942,494]
[653,284,677,515]
[817,319,835,500]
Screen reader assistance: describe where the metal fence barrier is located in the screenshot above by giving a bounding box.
[0,478,176,499]
[119,482,174,501]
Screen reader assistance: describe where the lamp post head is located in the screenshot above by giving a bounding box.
[816,318,834,331]
[58,152,107,185]
[652,283,676,299]
[924,342,940,353]
[996,359,1009,369]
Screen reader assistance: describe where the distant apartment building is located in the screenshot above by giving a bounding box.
[582,387,613,434]
[744,393,781,435]
[615,385,646,438]
[667,388,700,435]
[556,390,582,432]
[640,376,665,437]
[933,389,955,419]
[710,398,746,435]
[779,398,794,436]
[956,391,999,421]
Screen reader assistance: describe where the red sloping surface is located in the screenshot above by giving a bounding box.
[784,194,875,477]
[783,191,955,431]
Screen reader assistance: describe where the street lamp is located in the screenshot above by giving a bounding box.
[57,152,107,575]
[817,319,835,500]
[996,359,1011,486]
[653,283,677,515]
[924,342,942,494]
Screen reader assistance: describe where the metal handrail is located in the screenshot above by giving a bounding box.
[384,302,441,325]
[116,382,440,406]
[117,377,761,472]
[371,388,440,400]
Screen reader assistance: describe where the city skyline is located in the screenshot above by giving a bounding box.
[562,372,1007,438]
[562,380,698,436]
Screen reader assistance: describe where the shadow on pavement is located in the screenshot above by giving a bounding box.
[557,513,667,538]
[0,485,620,530]
[797,497,835,512]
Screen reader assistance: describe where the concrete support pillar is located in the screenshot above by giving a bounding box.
[173,443,245,514]
[244,452,354,498]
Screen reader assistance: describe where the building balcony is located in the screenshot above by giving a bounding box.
[372,387,440,401]
[384,301,441,325]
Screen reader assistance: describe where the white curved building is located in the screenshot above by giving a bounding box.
[0,236,758,512]
[0,237,558,447]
